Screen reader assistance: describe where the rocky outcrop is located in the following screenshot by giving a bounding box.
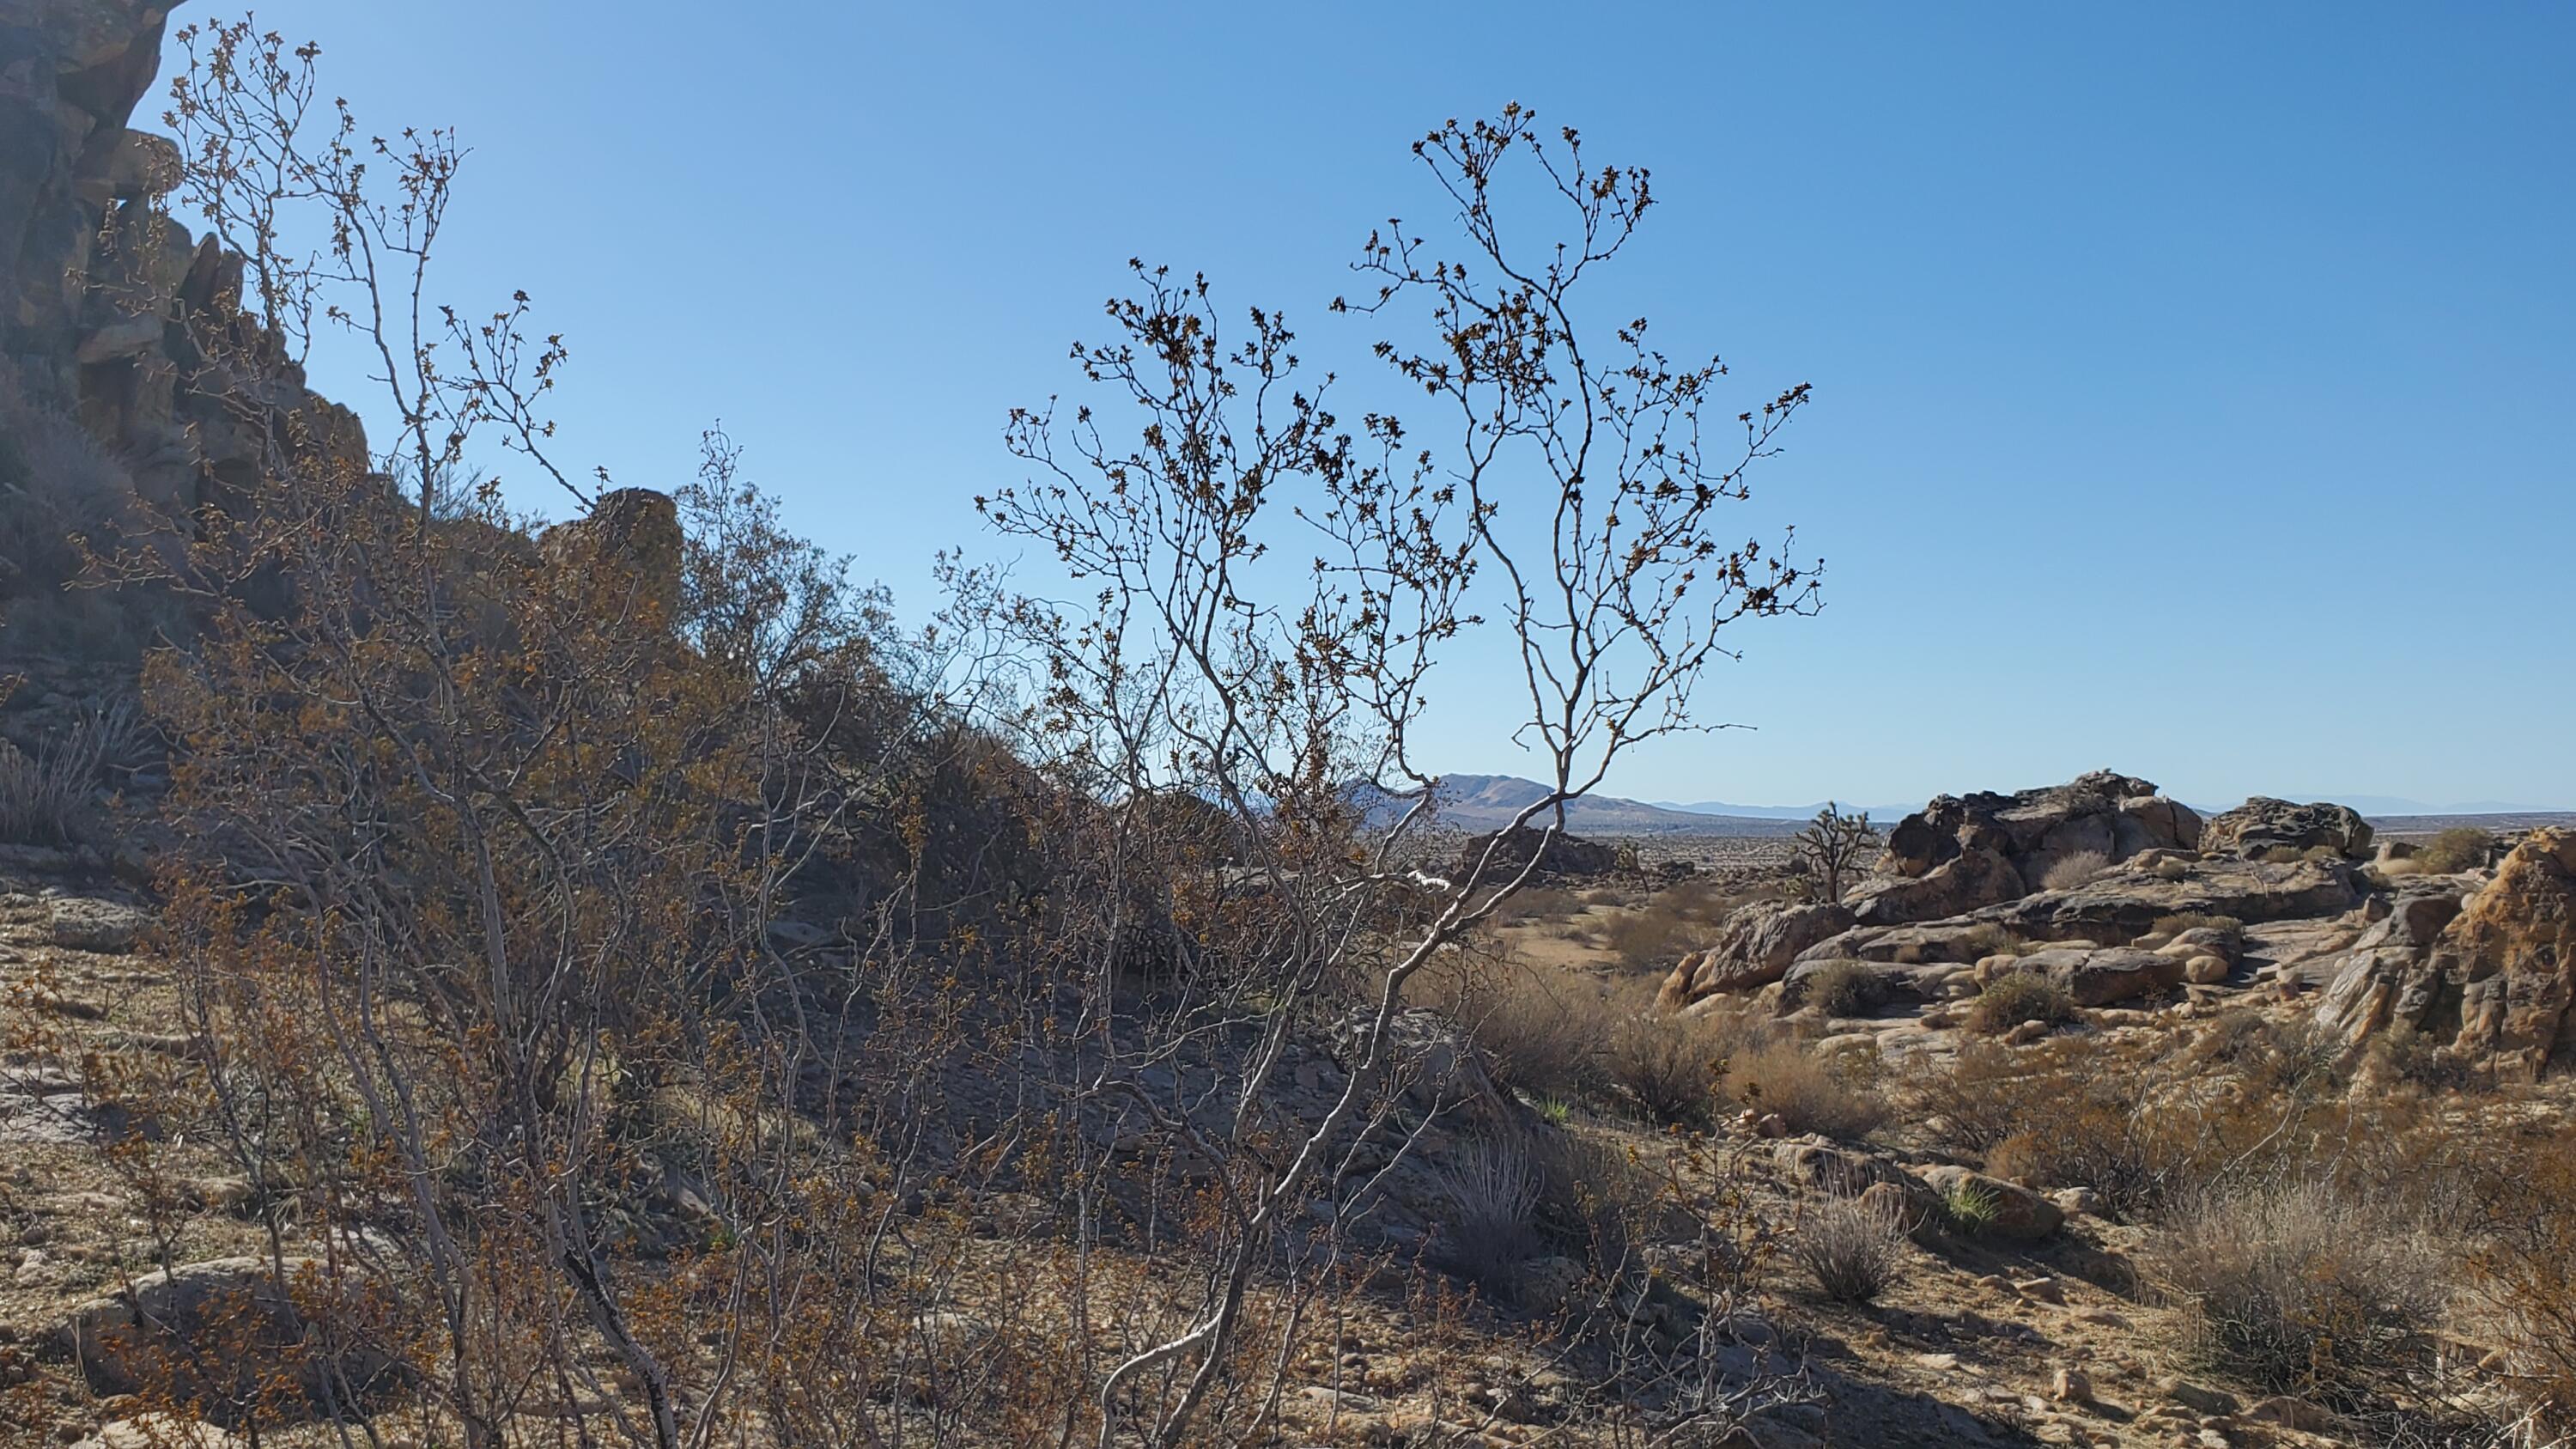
[1656,899,1853,1008]
[1,0,367,616]
[1914,1165,2063,1242]
[2202,797,2372,861]
[2316,831,2576,1077]
[539,487,684,624]
[1455,825,1617,885]
[1872,771,2197,922]
[1984,855,2363,942]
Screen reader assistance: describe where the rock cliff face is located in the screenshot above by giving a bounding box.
[2320,829,2576,1078]
[0,0,361,539]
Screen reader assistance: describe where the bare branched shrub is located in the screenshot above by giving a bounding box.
[2149,1178,2448,1409]
[1604,1010,1754,1126]
[2040,849,2111,892]
[1791,1191,1906,1303]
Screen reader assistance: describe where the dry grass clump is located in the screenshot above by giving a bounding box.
[1962,972,2079,1036]
[1722,1038,1887,1142]
[2148,1178,2449,1409]
[1791,1191,1907,1303]
[0,700,137,845]
[2414,827,2494,874]
[2040,849,2111,892]
[2138,911,2243,947]
[1431,1136,1542,1297]
[1443,964,1615,1101]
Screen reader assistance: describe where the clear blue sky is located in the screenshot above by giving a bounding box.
[165,2,2573,810]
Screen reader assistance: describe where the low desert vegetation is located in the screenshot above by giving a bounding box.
[1722,1038,1888,1141]
[1794,959,1884,1018]
[2149,1178,2452,1416]
[2038,849,2111,892]
[2415,826,2496,874]
[1961,972,2080,1036]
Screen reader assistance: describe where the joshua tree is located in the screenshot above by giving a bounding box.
[1794,803,1880,904]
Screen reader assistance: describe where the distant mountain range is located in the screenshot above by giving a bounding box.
[1388,775,2568,838]
[1656,799,1921,823]
[1373,774,1806,837]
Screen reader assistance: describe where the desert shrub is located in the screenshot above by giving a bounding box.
[1531,1128,1669,1269]
[2366,1022,2487,1094]
[1431,1136,1542,1297]
[1603,1008,1770,1126]
[1492,885,1587,922]
[2040,849,2111,892]
[2149,1178,2448,1409]
[1796,959,1883,1018]
[1792,1191,1906,1302]
[1963,973,2079,1036]
[1724,1038,1886,1141]
[0,704,123,845]
[1580,887,1623,908]
[1443,965,1614,1101]
[2472,1129,2576,1435]
[2415,827,2494,874]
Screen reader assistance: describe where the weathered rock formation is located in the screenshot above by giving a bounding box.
[1852,770,2201,928]
[1455,825,1616,884]
[2201,796,2373,861]
[2319,830,2576,1077]
[1,0,365,527]
[1656,899,1853,1008]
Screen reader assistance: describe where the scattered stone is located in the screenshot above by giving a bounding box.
[2161,1379,2240,1416]
[2182,953,2230,984]
[2012,1275,2065,1304]
[2050,1366,2093,1403]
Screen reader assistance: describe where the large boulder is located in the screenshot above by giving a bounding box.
[2202,797,2373,861]
[1874,771,2197,912]
[1455,825,1617,885]
[2003,946,2188,1007]
[58,1255,395,1410]
[540,487,684,624]
[1658,900,1854,1008]
[2314,887,2471,1044]
[1845,845,2025,928]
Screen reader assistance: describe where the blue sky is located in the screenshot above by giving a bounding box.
[164,3,2573,809]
